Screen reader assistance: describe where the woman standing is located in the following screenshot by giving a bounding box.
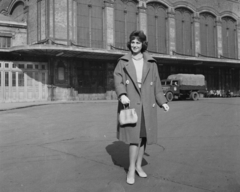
[114,30,169,185]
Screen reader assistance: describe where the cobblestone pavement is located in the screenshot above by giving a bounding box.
[0,98,240,192]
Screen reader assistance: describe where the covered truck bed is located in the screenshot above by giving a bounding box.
[167,74,205,86]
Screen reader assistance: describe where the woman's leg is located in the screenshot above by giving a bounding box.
[136,137,147,172]
[127,144,138,182]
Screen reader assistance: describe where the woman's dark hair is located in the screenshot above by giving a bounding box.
[127,30,148,52]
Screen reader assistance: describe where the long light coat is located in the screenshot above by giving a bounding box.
[114,52,167,145]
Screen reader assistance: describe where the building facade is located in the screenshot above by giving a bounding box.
[0,0,240,102]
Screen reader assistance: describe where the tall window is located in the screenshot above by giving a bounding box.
[147,2,167,54]
[222,16,237,59]
[5,72,9,87]
[175,8,194,56]
[77,0,104,48]
[12,72,16,87]
[18,73,24,87]
[114,0,138,49]
[200,12,217,57]
[0,36,11,48]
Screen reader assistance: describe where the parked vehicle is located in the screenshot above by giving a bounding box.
[161,74,207,101]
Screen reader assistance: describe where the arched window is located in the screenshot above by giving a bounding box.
[114,0,138,49]
[147,3,167,54]
[77,0,104,48]
[10,1,24,22]
[222,16,237,59]
[175,8,194,56]
[200,12,217,57]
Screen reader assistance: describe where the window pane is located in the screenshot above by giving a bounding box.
[27,64,33,69]
[42,73,46,84]
[27,72,33,86]
[5,63,9,68]
[18,64,24,69]
[18,73,24,86]
[5,72,9,86]
[12,72,16,87]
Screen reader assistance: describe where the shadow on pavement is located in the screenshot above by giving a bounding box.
[106,141,148,173]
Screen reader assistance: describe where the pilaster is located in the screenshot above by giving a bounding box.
[72,0,77,43]
[104,0,115,50]
[138,6,147,35]
[24,6,29,44]
[237,24,240,60]
[216,17,223,58]
[194,16,200,57]
[167,9,176,55]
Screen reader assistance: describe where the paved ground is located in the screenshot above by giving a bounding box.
[0,98,240,192]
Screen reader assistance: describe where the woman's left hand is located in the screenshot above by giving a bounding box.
[162,103,169,112]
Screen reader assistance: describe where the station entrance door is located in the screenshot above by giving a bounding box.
[0,61,48,103]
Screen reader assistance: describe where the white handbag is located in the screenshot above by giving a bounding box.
[119,104,138,126]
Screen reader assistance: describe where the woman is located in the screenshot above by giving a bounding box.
[114,30,169,185]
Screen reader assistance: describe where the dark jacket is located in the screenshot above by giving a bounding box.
[114,52,167,144]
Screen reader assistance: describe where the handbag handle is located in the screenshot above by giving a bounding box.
[123,103,130,109]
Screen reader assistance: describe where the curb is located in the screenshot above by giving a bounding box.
[0,100,118,112]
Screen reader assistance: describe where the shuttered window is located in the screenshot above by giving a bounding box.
[175,8,194,56]
[147,3,167,54]
[200,12,217,57]
[77,0,104,48]
[114,0,137,49]
[222,16,237,59]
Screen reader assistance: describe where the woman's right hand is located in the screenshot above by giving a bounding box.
[120,95,130,105]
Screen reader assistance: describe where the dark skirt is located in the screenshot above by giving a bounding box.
[140,107,147,138]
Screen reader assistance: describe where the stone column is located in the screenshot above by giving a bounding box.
[138,2,147,35]
[194,15,200,57]
[216,18,223,58]
[49,0,54,41]
[72,0,77,43]
[237,24,240,60]
[24,6,29,44]
[167,9,176,55]
[104,0,115,50]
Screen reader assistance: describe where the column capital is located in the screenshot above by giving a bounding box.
[138,0,147,9]
[167,10,175,18]
[216,17,222,26]
[104,0,115,8]
[138,6,146,13]
[193,16,200,23]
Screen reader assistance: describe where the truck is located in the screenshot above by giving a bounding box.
[161,74,207,101]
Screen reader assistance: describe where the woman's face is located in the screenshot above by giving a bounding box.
[130,38,142,54]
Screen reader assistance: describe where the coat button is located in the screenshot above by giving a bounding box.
[150,82,153,85]
[126,80,129,85]
[152,103,155,107]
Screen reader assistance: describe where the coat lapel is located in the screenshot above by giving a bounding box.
[121,53,140,94]
[142,52,156,84]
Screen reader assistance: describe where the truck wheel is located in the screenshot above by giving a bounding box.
[166,92,174,102]
[191,92,199,101]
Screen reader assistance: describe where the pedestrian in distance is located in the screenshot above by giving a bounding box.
[114,30,170,185]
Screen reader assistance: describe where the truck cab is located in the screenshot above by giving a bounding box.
[161,79,180,101]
